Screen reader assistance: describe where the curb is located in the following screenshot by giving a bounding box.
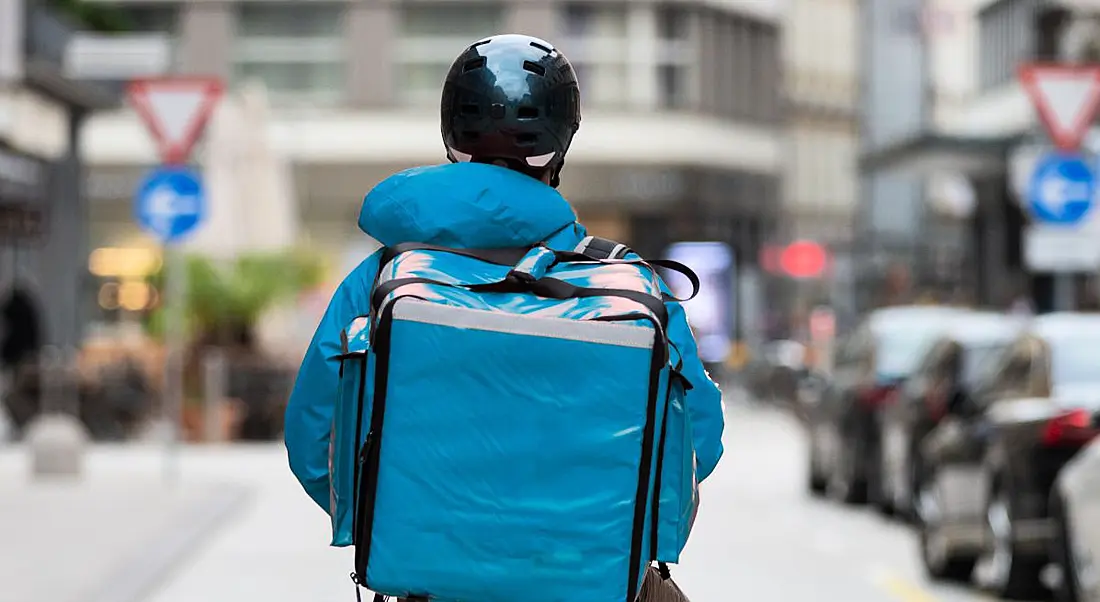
[81,484,254,602]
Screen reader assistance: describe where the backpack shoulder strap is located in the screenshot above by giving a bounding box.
[573,235,631,260]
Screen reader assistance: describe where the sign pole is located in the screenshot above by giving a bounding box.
[1055,273,1076,312]
[126,76,221,484]
[1018,64,1100,300]
[163,244,186,483]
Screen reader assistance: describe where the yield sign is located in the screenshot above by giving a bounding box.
[1019,64,1100,151]
[127,77,223,165]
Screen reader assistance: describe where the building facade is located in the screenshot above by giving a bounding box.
[781,0,859,323]
[82,0,787,339]
[859,0,1083,312]
[0,0,116,368]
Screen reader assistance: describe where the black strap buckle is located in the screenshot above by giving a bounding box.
[506,269,537,285]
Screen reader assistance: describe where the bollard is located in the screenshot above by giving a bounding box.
[202,348,228,442]
[27,345,89,478]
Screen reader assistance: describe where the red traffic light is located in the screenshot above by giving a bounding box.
[779,240,829,279]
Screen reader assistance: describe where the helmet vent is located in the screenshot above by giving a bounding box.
[516,133,538,146]
[463,57,486,72]
[517,106,539,119]
[461,103,480,116]
[529,41,553,54]
[522,61,546,76]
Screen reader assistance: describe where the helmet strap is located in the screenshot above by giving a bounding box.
[550,160,565,189]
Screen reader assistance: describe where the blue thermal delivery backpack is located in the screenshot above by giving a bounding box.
[330,237,701,602]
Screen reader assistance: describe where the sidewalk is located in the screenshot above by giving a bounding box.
[140,445,357,602]
[0,445,252,602]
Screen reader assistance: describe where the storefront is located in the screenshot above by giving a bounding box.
[0,0,118,359]
[0,143,49,369]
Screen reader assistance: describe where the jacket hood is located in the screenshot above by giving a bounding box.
[358,163,578,248]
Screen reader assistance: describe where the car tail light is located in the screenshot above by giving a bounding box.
[1041,409,1098,447]
[859,385,898,408]
[927,395,947,422]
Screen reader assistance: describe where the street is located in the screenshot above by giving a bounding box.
[145,398,1021,602]
[673,401,1009,602]
[2,397,1032,602]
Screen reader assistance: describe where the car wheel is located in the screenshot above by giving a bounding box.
[807,426,827,496]
[901,451,926,524]
[828,430,867,505]
[869,422,894,517]
[916,474,976,582]
[976,487,1046,600]
[1052,491,1084,602]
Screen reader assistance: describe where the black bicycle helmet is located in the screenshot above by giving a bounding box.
[441,34,581,188]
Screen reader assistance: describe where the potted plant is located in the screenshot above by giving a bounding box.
[144,250,326,440]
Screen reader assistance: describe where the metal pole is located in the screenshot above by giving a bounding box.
[202,347,227,442]
[1054,273,1076,312]
[163,245,186,483]
[39,345,61,415]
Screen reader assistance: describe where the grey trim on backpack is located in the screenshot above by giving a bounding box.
[574,236,629,260]
[392,299,654,348]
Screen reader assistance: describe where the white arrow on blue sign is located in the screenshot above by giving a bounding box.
[134,166,206,243]
[1027,152,1096,226]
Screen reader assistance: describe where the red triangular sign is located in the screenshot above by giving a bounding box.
[1019,64,1100,151]
[127,77,224,165]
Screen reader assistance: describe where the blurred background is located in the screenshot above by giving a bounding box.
[7,0,1100,601]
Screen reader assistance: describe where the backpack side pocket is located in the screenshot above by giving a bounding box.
[655,373,698,563]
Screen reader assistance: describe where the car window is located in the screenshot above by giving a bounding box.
[874,329,941,378]
[961,343,1009,387]
[996,341,1037,399]
[972,339,1031,407]
[913,339,948,377]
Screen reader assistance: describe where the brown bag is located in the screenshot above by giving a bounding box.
[638,565,691,602]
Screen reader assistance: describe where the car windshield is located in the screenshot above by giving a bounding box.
[1051,338,1100,386]
[876,330,939,377]
[961,344,1006,386]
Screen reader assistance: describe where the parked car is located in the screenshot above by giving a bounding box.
[877,313,1025,519]
[744,340,806,404]
[793,368,829,423]
[1052,435,1100,602]
[805,305,969,503]
[916,313,1100,599]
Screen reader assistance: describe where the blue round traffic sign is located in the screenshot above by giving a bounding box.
[1027,152,1097,226]
[134,166,206,243]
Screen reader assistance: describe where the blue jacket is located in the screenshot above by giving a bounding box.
[285,162,726,513]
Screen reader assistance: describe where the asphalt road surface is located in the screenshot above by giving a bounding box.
[673,398,1033,602]
[142,397,1036,602]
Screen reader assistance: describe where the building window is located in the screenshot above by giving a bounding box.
[560,3,629,108]
[706,10,778,124]
[657,5,689,41]
[978,0,1036,90]
[114,4,181,69]
[395,3,504,106]
[1035,6,1071,61]
[122,5,179,32]
[752,21,781,124]
[232,3,346,106]
[656,5,692,109]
